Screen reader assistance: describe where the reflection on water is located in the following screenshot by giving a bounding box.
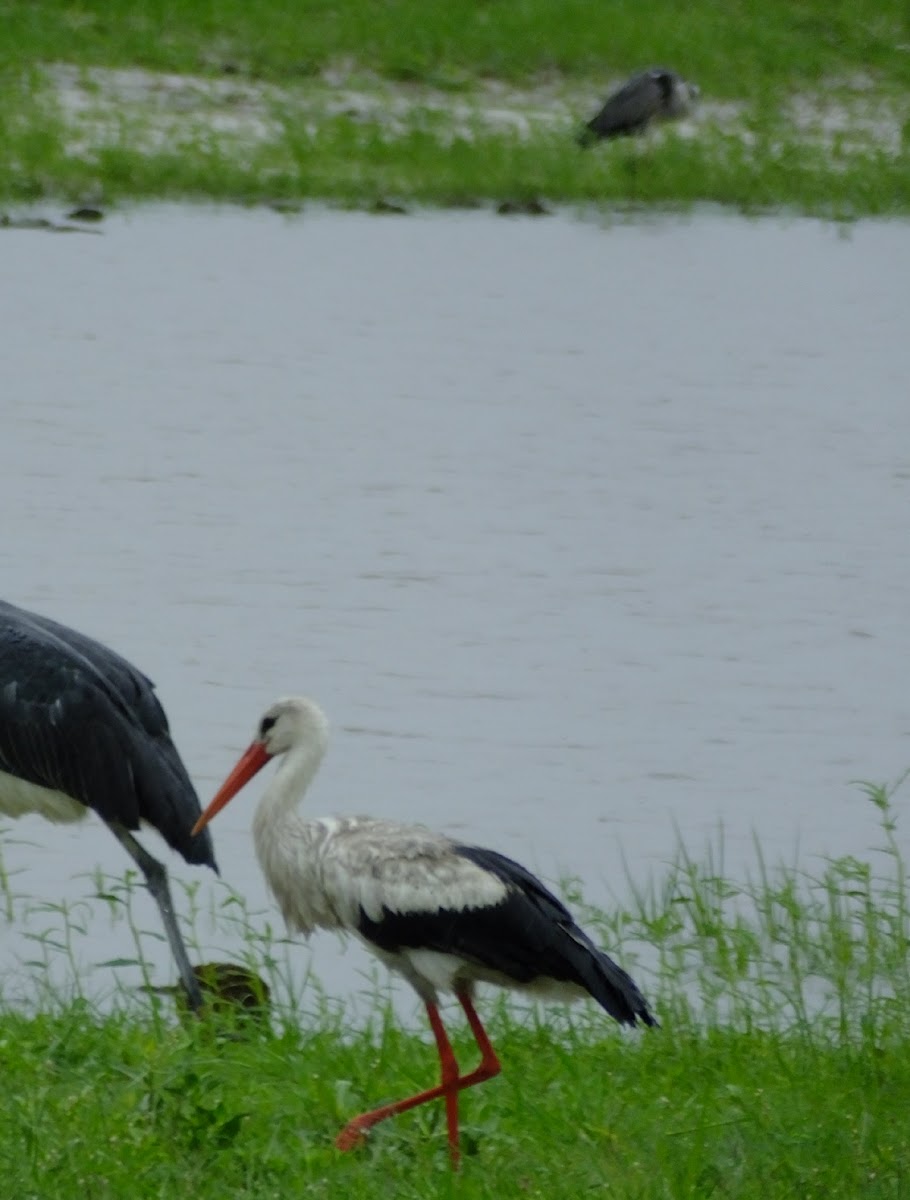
[1,206,909,1009]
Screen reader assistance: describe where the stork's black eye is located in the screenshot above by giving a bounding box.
[260,715,278,736]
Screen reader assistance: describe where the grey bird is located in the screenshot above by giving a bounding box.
[578,67,699,146]
[0,598,217,1012]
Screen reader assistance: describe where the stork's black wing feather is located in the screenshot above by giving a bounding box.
[0,600,216,870]
[359,842,656,1027]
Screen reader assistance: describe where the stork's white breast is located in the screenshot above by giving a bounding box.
[254,814,510,936]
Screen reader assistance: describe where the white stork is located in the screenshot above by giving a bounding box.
[192,696,657,1165]
[0,598,217,1011]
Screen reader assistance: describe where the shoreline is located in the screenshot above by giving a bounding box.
[2,63,908,216]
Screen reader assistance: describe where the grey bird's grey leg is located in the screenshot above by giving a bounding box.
[107,822,205,1013]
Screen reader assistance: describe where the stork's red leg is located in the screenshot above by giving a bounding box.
[455,991,502,1086]
[335,1002,462,1162]
[334,993,502,1167]
[429,1003,462,1160]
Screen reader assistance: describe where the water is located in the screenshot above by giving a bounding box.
[1,205,909,1010]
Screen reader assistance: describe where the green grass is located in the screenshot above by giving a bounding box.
[2,780,910,1197]
[1,94,908,217]
[0,0,908,212]
[3,1009,909,1198]
[1,0,908,93]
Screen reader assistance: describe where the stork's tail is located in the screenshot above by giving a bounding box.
[592,948,658,1027]
[568,932,658,1027]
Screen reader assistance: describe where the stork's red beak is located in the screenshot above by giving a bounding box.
[191,741,272,836]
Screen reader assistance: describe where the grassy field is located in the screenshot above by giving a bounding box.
[1,0,909,213]
[3,1005,909,1199]
[1,782,909,1197]
[2,0,908,91]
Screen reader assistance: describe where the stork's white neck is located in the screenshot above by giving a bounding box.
[252,733,326,837]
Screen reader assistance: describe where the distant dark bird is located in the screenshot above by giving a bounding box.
[0,598,217,1012]
[141,960,271,1022]
[578,67,699,146]
[192,695,657,1167]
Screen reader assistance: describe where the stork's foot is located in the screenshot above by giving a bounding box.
[335,1119,370,1152]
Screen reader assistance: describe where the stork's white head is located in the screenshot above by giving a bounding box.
[256,696,330,758]
[192,696,330,837]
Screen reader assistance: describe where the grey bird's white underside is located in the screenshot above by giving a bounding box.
[0,767,87,823]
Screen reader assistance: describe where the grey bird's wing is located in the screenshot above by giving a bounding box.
[580,70,664,142]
